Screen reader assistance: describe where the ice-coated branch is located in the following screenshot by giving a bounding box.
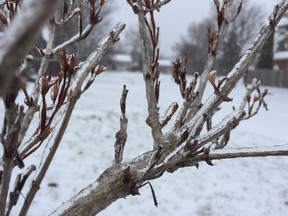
[51,140,288,216]
[0,103,25,215]
[50,2,105,55]
[239,78,261,110]
[0,0,61,97]
[19,22,126,216]
[114,85,129,164]
[189,110,246,151]
[6,165,36,216]
[51,24,94,55]
[194,144,288,162]
[174,71,199,129]
[143,0,171,14]
[136,0,163,148]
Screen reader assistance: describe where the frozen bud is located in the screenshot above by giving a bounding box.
[60,50,69,72]
[41,77,50,95]
[68,54,77,74]
[208,70,218,88]
[253,96,260,102]
[246,94,251,103]
[0,10,7,25]
[99,0,106,5]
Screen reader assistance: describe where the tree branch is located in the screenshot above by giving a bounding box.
[19,22,126,216]
[50,2,105,55]
[136,0,163,148]
[114,85,129,164]
[195,144,288,161]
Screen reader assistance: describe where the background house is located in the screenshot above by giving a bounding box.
[274,50,288,70]
[110,54,133,71]
[158,59,173,73]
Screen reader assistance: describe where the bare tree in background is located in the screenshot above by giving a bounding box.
[256,33,274,69]
[126,27,143,71]
[0,0,288,216]
[173,20,209,73]
[175,1,265,75]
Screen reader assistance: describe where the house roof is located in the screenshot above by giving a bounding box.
[274,51,288,60]
[112,54,132,63]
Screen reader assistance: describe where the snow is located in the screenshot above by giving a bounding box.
[3,71,288,216]
[41,25,49,42]
[274,50,288,60]
[278,16,288,28]
[158,59,172,66]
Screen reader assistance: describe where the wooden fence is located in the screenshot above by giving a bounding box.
[247,69,288,88]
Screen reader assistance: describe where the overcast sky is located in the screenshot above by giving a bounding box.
[111,0,281,58]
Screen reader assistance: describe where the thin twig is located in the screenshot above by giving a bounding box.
[136,0,163,148]
[114,85,129,164]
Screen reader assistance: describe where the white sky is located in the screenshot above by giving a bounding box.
[111,0,281,58]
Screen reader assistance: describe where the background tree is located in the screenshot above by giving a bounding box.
[256,33,274,69]
[0,0,288,216]
[275,12,288,51]
[126,26,143,71]
[173,20,208,73]
[217,26,241,73]
[175,1,265,75]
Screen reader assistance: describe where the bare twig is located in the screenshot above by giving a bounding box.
[114,85,129,164]
[50,2,105,55]
[160,102,178,128]
[174,70,199,129]
[144,0,171,14]
[136,0,163,148]
[195,144,288,162]
[6,165,36,216]
[239,78,260,110]
[0,104,25,215]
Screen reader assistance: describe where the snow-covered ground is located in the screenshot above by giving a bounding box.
[3,71,288,215]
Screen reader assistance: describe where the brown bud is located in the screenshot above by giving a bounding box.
[40,127,53,141]
[208,70,218,89]
[99,0,106,5]
[0,10,7,25]
[69,54,77,74]
[63,0,68,19]
[41,77,50,95]
[60,50,69,72]
[253,96,260,102]
[51,81,60,103]
[95,65,106,75]
[246,94,251,103]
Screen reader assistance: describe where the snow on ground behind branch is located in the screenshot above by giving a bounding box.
[4,71,288,216]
